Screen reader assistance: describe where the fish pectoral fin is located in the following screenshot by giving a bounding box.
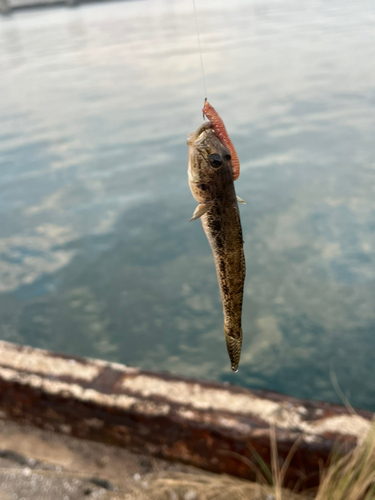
[237,196,246,205]
[189,201,214,222]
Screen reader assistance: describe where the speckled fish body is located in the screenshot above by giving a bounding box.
[187,122,245,372]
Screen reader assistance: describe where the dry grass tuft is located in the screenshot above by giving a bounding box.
[123,422,375,500]
[315,422,375,500]
[125,470,308,500]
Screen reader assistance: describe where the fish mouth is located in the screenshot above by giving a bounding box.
[186,121,213,146]
[187,131,197,145]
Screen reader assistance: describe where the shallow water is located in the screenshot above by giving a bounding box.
[1,0,375,410]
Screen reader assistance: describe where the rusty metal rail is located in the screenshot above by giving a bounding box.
[0,340,372,490]
[1,0,84,12]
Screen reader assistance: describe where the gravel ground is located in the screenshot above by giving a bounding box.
[0,417,208,500]
[0,417,308,500]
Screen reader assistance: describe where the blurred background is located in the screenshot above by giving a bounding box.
[0,0,374,410]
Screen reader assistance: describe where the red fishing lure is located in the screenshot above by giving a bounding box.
[202,99,240,181]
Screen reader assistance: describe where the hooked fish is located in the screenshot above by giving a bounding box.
[187,103,245,372]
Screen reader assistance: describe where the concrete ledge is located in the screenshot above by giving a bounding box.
[0,340,373,490]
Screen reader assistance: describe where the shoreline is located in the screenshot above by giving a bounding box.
[0,339,372,492]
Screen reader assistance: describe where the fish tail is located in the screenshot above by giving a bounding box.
[224,326,242,372]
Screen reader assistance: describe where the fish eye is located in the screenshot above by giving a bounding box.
[224,153,231,161]
[209,154,222,168]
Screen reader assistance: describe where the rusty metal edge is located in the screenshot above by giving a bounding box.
[0,340,372,491]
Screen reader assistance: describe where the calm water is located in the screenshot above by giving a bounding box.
[1,0,375,410]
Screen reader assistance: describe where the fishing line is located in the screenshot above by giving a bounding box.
[192,0,207,100]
